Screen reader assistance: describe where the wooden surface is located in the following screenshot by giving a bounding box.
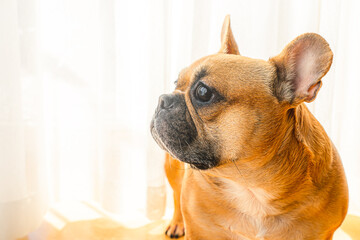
[55,218,183,240]
[19,202,359,240]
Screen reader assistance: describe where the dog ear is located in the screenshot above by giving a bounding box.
[219,15,240,55]
[270,33,333,104]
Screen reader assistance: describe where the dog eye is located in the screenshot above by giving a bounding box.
[195,83,213,102]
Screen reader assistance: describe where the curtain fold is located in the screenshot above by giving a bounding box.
[0,0,48,239]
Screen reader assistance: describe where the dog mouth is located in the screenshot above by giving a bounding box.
[151,119,218,170]
[150,120,166,151]
[150,96,219,170]
[150,118,176,156]
[151,116,194,165]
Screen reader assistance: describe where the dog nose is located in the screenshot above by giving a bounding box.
[158,94,175,110]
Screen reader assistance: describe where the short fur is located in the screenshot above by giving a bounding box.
[151,15,348,240]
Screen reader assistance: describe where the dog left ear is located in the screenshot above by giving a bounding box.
[270,33,333,104]
[219,15,240,55]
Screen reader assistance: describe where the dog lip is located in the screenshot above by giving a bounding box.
[150,121,184,161]
[150,122,171,153]
[151,122,217,170]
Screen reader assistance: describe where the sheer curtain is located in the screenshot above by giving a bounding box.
[35,0,168,218]
[1,0,168,238]
[1,0,360,239]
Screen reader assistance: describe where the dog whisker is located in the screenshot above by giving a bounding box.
[231,159,248,186]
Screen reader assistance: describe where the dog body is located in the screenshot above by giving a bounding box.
[180,111,348,240]
[151,16,348,240]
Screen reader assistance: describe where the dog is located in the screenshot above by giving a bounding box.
[150,15,348,240]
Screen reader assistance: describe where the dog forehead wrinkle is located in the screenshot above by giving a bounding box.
[190,66,209,88]
[194,67,208,80]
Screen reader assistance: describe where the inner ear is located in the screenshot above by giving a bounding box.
[270,33,333,103]
[218,15,240,55]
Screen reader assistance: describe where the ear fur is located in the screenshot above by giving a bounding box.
[219,15,240,55]
[270,33,333,104]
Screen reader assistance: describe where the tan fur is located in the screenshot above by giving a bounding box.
[163,16,348,240]
[164,154,185,238]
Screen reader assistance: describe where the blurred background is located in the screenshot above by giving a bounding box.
[1,0,360,239]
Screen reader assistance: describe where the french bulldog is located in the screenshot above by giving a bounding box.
[150,15,348,240]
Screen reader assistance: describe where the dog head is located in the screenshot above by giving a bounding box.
[151,15,333,170]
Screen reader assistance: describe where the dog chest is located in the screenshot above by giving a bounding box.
[221,178,279,217]
[219,178,283,239]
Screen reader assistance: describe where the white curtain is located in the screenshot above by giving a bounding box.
[1,0,360,238]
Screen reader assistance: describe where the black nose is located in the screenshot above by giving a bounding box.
[158,94,175,110]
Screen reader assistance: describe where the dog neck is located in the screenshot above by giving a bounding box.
[205,103,333,193]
